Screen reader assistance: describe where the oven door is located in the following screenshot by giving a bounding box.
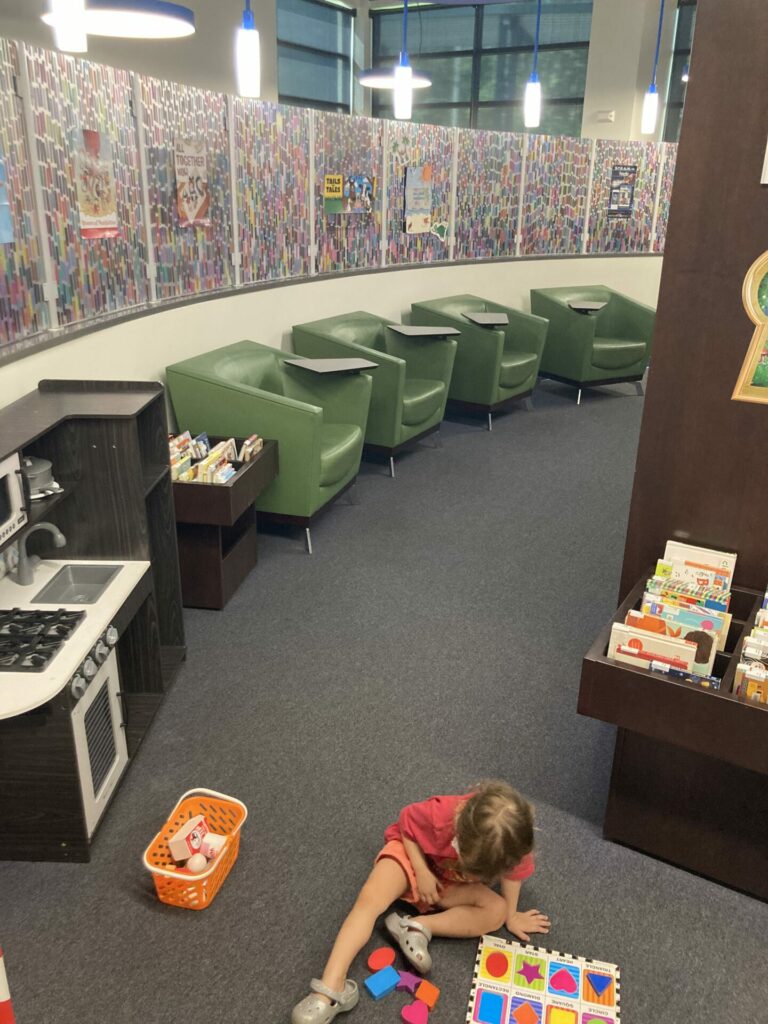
[71,648,129,838]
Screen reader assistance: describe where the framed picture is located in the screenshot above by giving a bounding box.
[732,250,768,403]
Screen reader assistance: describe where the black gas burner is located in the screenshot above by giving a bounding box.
[0,608,85,672]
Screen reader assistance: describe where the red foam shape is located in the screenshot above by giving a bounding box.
[485,951,510,978]
[401,1001,428,1024]
[367,947,396,972]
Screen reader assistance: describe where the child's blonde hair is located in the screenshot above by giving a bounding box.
[454,780,534,883]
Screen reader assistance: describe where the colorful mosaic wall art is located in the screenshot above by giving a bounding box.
[314,111,382,273]
[25,45,148,326]
[653,142,677,253]
[140,76,233,299]
[0,39,48,348]
[387,121,454,264]
[454,129,523,261]
[233,99,310,282]
[520,134,592,255]
[588,140,661,253]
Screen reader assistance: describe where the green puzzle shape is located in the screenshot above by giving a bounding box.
[514,954,546,991]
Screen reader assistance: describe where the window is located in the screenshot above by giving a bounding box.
[370,0,593,135]
[663,0,696,143]
[278,0,355,113]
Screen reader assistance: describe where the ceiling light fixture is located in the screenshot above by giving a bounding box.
[236,0,260,98]
[45,0,88,52]
[681,62,690,83]
[43,0,195,41]
[359,0,431,121]
[641,0,666,135]
[523,0,543,128]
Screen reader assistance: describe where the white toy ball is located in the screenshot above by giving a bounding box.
[186,853,209,874]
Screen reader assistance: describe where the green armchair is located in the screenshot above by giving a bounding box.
[530,286,655,404]
[410,294,548,429]
[165,340,372,551]
[292,311,456,476]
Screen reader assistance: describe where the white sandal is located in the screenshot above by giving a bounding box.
[384,912,433,973]
[291,979,359,1024]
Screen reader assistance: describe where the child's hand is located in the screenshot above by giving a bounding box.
[506,909,551,942]
[414,867,442,906]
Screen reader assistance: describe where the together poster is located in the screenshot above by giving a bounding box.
[75,129,119,239]
[404,165,432,234]
[607,163,637,218]
[0,153,12,244]
[175,138,210,227]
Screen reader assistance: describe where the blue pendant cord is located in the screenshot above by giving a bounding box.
[531,0,542,80]
[242,0,253,30]
[651,0,665,87]
[400,0,409,66]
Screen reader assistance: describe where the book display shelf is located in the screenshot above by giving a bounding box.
[579,570,768,899]
[173,439,278,609]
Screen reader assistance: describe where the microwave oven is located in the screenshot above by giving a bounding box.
[0,452,29,545]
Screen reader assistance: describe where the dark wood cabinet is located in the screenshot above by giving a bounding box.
[172,439,278,609]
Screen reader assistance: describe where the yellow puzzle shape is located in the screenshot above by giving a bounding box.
[545,1007,577,1024]
[479,945,513,984]
[732,249,768,403]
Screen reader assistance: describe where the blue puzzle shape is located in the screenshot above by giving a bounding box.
[585,971,612,997]
[473,989,506,1024]
[364,965,400,1000]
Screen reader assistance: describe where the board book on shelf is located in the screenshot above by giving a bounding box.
[607,622,697,673]
[625,609,717,675]
[733,579,768,705]
[466,934,620,1024]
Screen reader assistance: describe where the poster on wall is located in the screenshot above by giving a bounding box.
[75,129,119,239]
[732,250,768,403]
[323,173,375,214]
[404,165,432,234]
[607,163,637,217]
[174,138,210,227]
[0,154,12,244]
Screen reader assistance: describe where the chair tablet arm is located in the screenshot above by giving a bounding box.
[485,302,549,358]
[384,329,457,382]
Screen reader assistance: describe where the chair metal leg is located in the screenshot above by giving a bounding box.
[577,389,582,406]
[304,527,313,555]
[487,413,493,431]
[346,483,359,505]
[524,396,534,412]
[635,381,644,396]
[389,457,395,478]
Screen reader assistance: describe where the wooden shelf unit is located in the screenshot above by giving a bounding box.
[579,570,768,899]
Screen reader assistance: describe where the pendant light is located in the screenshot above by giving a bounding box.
[42,1,195,40]
[641,0,666,135]
[236,0,261,98]
[44,0,88,52]
[359,0,431,121]
[523,0,543,129]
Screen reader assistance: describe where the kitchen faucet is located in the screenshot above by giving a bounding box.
[12,522,67,586]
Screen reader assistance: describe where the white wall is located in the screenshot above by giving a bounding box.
[581,0,678,141]
[0,256,662,406]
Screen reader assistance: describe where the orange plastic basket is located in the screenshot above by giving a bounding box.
[142,788,248,910]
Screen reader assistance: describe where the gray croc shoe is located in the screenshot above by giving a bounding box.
[291,979,359,1024]
[384,912,433,973]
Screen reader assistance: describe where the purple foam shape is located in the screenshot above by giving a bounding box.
[396,970,421,994]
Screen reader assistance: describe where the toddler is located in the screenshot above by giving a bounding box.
[292,780,549,1023]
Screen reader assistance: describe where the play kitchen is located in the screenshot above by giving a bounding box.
[0,380,186,862]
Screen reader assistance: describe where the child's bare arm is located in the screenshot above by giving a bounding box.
[501,878,551,940]
[402,835,442,905]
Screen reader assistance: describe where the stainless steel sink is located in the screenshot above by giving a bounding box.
[32,565,122,605]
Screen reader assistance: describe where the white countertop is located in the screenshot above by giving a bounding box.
[0,559,150,720]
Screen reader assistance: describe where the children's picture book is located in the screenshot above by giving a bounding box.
[608,622,696,673]
[661,540,737,590]
[640,593,729,650]
[625,609,717,675]
[645,575,730,613]
[466,934,620,1024]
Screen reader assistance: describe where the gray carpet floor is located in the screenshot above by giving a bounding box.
[1,381,767,1023]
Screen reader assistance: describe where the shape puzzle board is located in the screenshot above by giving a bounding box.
[466,935,620,1024]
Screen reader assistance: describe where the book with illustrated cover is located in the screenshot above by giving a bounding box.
[645,575,730,613]
[640,594,730,651]
[662,540,737,589]
[608,622,697,673]
[625,609,717,676]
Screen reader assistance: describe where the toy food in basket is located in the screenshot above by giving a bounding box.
[142,788,248,910]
